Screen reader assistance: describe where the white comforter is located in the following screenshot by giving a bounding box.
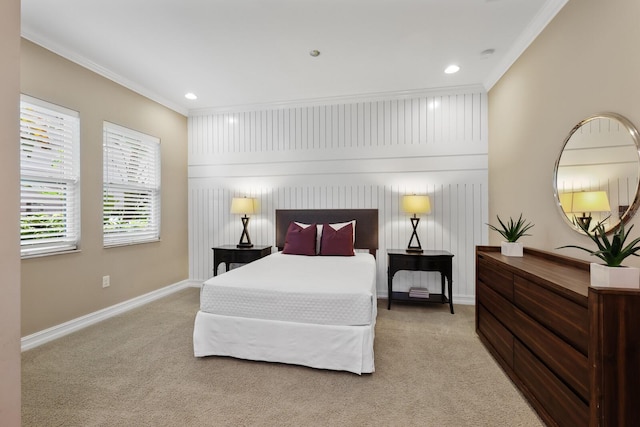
[200,252,377,326]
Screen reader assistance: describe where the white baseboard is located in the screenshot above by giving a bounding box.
[379,293,475,306]
[22,281,472,351]
[453,295,475,306]
[21,279,201,351]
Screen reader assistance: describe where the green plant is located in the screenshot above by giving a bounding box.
[487,214,534,242]
[557,216,640,267]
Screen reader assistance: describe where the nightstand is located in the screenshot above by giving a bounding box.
[212,245,272,276]
[387,249,454,314]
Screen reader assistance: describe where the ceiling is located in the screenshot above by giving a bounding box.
[21,0,566,115]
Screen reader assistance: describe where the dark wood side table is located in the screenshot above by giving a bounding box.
[387,249,454,314]
[212,245,272,276]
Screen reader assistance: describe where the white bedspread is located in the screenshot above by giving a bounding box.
[200,252,377,326]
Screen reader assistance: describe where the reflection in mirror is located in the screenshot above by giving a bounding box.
[554,113,640,234]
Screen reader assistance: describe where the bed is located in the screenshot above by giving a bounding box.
[193,209,379,374]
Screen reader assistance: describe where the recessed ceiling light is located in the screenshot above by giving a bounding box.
[185,92,198,100]
[309,50,320,57]
[444,65,460,74]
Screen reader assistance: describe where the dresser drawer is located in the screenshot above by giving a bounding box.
[513,307,589,401]
[477,257,513,302]
[514,340,589,427]
[478,304,513,368]
[514,274,588,355]
[477,279,514,328]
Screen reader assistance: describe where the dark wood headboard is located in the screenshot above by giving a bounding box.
[276,209,379,256]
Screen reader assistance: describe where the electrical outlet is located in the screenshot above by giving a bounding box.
[102,275,110,288]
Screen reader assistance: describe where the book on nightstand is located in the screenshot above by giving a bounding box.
[408,287,430,299]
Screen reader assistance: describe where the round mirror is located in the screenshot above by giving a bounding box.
[554,113,640,234]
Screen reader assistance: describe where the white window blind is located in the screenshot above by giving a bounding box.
[103,122,160,247]
[20,95,80,257]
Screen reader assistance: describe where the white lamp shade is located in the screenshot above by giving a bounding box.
[402,195,431,214]
[230,197,256,215]
[559,192,574,213]
[572,191,611,213]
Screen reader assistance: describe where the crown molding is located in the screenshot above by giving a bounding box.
[21,30,189,117]
[189,84,487,117]
[483,0,569,91]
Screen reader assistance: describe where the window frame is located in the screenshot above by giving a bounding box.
[20,95,81,258]
[103,122,161,247]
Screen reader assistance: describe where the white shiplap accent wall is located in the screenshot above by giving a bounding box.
[188,87,489,304]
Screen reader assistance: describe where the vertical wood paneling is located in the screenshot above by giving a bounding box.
[188,89,488,304]
[188,182,485,294]
[411,98,419,144]
[398,100,406,145]
[353,104,359,147]
[418,97,426,144]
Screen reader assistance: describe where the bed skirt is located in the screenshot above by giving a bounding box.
[193,311,375,374]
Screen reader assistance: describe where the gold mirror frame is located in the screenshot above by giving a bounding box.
[553,113,640,234]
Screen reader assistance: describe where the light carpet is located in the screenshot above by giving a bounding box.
[22,287,543,426]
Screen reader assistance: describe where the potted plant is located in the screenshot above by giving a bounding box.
[557,216,640,288]
[487,214,534,257]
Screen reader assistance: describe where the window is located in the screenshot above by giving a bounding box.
[20,95,80,257]
[103,122,160,246]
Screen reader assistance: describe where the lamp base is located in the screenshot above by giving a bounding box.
[575,214,592,231]
[406,216,423,253]
[237,215,253,248]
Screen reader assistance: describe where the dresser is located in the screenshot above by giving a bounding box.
[476,246,640,427]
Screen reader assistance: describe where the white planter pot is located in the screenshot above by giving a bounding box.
[501,241,523,257]
[590,263,640,288]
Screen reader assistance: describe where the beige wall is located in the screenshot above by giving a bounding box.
[488,0,640,266]
[20,40,189,336]
[0,0,21,424]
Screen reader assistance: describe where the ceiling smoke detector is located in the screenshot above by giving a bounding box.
[481,48,496,58]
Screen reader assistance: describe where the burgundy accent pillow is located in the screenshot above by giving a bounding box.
[282,222,317,256]
[320,223,354,256]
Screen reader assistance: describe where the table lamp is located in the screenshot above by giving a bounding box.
[402,195,431,253]
[559,192,574,214]
[231,197,256,248]
[571,190,610,230]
